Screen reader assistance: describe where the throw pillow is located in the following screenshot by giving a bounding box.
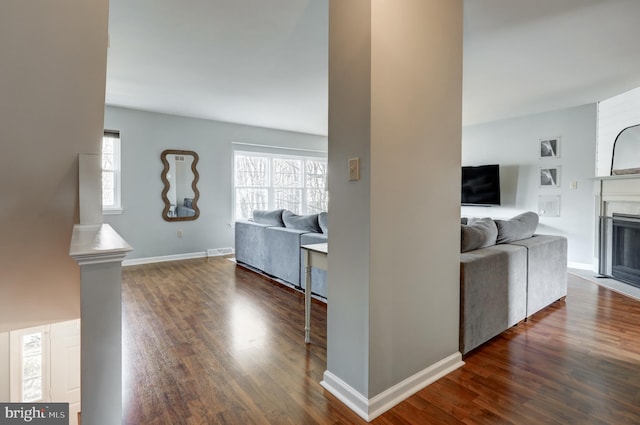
[495,212,539,243]
[282,210,321,233]
[184,198,193,209]
[461,217,498,252]
[253,209,285,226]
[318,212,328,234]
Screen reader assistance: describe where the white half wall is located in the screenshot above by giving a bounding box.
[104,106,327,260]
[462,104,597,266]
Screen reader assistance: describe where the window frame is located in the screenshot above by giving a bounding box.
[233,147,328,221]
[102,130,123,214]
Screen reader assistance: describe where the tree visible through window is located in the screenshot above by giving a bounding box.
[234,151,328,220]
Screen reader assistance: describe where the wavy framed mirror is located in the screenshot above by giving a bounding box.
[161,149,200,221]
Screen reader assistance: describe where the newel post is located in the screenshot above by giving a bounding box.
[69,224,132,425]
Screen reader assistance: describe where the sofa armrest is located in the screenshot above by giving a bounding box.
[300,232,328,245]
[235,220,271,272]
[460,244,527,354]
[510,234,567,317]
[263,226,309,286]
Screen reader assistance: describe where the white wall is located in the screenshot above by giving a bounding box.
[596,86,640,176]
[462,104,597,267]
[104,106,327,260]
[0,332,8,400]
[0,1,109,332]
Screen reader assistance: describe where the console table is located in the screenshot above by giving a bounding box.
[301,243,328,343]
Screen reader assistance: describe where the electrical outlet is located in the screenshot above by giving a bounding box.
[177,229,183,238]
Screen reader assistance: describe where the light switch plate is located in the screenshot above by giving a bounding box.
[349,157,360,181]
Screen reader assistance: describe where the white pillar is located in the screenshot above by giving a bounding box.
[70,224,132,425]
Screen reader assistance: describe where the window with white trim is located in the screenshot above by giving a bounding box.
[102,130,122,213]
[9,325,50,403]
[234,150,328,220]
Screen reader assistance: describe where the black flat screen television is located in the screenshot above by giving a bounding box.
[461,164,501,206]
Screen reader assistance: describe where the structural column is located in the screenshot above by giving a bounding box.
[324,0,464,420]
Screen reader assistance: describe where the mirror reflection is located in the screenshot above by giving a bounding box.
[161,149,200,221]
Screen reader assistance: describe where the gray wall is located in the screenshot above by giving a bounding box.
[461,104,597,266]
[104,106,327,260]
[0,1,108,332]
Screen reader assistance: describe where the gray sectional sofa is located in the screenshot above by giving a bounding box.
[235,209,328,298]
[459,212,567,355]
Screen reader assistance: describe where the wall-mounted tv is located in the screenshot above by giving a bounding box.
[461,164,501,206]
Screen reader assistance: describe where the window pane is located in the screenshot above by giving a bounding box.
[102,138,114,171]
[235,155,268,187]
[102,171,114,206]
[23,378,43,402]
[22,333,41,355]
[273,158,302,188]
[236,188,268,220]
[306,189,329,214]
[305,160,327,188]
[274,189,301,213]
[22,332,43,402]
[102,132,121,211]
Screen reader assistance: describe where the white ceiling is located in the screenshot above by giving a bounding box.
[105,0,640,136]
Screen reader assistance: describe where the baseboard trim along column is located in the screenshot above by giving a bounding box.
[320,352,464,422]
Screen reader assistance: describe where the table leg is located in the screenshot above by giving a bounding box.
[305,259,312,344]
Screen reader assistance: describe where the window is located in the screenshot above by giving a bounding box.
[9,325,50,403]
[102,130,122,213]
[234,150,328,220]
[21,331,45,402]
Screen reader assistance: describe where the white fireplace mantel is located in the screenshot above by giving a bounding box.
[594,175,640,216]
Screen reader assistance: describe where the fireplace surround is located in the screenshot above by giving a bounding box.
[600,214,640,288]
[598,175,640,288]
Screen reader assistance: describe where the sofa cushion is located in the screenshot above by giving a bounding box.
[495,212,539,243]
[282,210,321,233]
[461,217,498,252]
[253,209,285,226]
[318,212,328,234]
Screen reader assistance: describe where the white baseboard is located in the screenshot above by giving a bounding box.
[122,251,207,267]
[568,261,594,271]
[122,247,235,267]
[320,352,464,422]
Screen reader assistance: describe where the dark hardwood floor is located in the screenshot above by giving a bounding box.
[122,257,640,424]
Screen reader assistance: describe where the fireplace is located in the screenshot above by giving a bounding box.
[611,214,640,287]
[600,213,640,288]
